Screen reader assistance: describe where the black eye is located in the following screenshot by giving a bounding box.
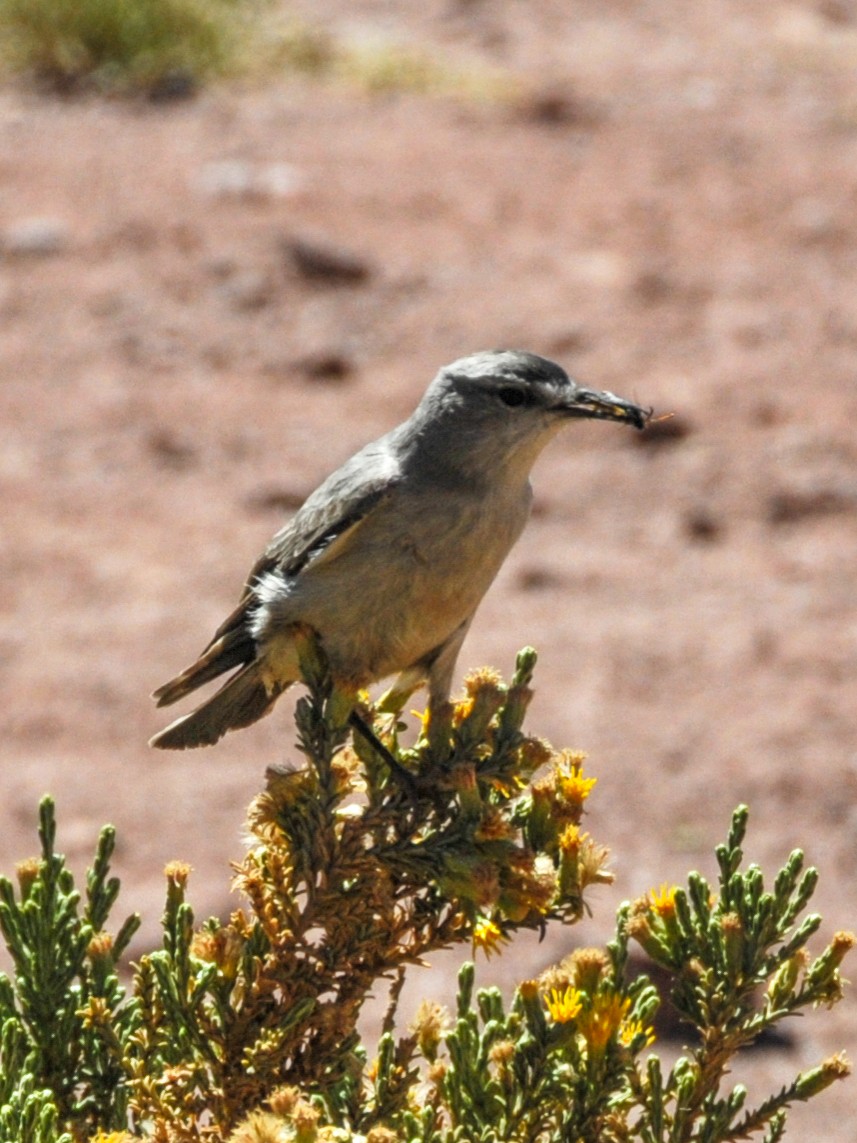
[498,387,527,408]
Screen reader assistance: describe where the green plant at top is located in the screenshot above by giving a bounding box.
[0,0,252,94]
[0,800,140,1139]
[0,637,851,1142]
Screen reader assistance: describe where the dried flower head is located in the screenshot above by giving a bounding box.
[488,1038,516,1078]
[191,924,244,979]
[227,1109,289,1142]
[411,999,448,1061]
[292,1097,321,1141]
[566,947,610,992]
[15,857,40,896]
[87,930,115,962]
[366,1127,400,1143]
[474,806,516,843]
[163,860,192,888]
[268,1086,301,1117]
[519,735,553,771]
[464,666,504,697]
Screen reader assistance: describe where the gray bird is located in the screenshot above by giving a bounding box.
[150,350,649,750]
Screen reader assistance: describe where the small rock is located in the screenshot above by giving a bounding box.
[216,270,275,311]
[146,429,196,471]
[206,254,240,280]
[294,351,354,382]
[817,0,855,26]
[195,160,256,199]
[790,196,844,246]
[195,160,303,201]
[516,86,601,128]
[684,508,722,543]
[258,162,304,198]
[148,68,197,102]
[766,485,854,525]
[633,269,675,305]
[517,566,563,591]
[3,217,70,258]
[284,235,372,285]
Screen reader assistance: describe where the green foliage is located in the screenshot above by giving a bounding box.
[620,807,853,1143]
[0,0,249,94]
[0,799,141,1138]
[267,19,512,100]
[0,0,511,100]
[0,644,851,1142]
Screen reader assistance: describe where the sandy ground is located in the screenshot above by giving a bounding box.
[1,1,856,1136]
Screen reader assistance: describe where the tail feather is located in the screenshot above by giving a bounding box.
[149,662,286,750]
[152,628,254,708]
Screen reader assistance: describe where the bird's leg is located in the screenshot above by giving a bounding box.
[348,710,418,799]
[376,669,423,715]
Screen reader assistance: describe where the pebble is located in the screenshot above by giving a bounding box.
[284,235,372,285]
[3,217,70,258]
[293,350,354,382]
[195,160,303,200]
[216,269,275,311]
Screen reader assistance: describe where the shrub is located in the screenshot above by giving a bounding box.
[0,641,851,1141]
[0,0,246,94]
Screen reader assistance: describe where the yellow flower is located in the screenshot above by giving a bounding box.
[556,752,596,805]
[545,985,584,1024]
[472,917,508,958]
[619,1018,656,1049]
[489,774,527,797]
[558,824,582,853]
[647,883,678,918]
[452,696,475,725]
[577,993,630,1056]
[410,706,431,734]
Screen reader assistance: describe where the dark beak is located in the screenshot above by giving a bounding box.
[561,387,651,430]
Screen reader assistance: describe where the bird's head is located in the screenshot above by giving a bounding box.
[410,351,650,481]
[436,349,649,428]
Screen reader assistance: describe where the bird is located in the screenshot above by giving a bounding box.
[150,349,649,750]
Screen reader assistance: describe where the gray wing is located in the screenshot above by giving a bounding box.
[153,439,402,709]
[245,441,401,587]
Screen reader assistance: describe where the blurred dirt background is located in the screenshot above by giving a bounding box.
[2,0,856,1135]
